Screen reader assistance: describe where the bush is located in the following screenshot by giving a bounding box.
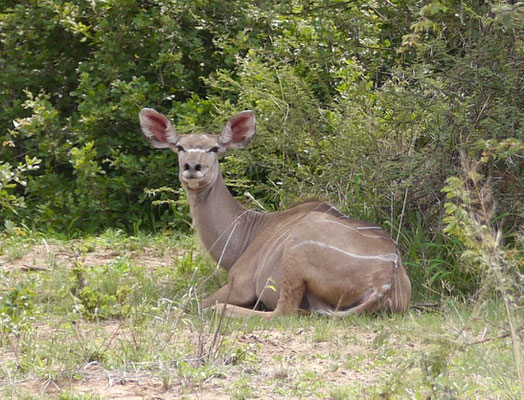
[1,0,231,232]
[1,0,522,299]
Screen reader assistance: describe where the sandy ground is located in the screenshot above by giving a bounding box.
[14,322,388,399]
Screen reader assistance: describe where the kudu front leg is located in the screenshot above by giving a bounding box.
[209,303,277,319]
[203,282,293,319]
[202,278,257,310]
[206,250,308,319]
[210,302,309,319]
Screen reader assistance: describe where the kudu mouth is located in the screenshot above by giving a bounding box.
[182,170,204,180]
[180,166,214,191]
[181,174,203,188]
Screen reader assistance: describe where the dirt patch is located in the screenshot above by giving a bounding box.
[0,242,180,272]
[11,324,383,399]
[23,365,175,400]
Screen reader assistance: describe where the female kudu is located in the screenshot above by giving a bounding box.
[139,108,411,318]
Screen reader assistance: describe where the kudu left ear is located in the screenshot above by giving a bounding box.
[219,110,256,150]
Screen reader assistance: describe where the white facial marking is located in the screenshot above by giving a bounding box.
[186,148,207,153]
[182,171,204,179]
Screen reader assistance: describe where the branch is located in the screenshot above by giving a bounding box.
[468,326,523,346]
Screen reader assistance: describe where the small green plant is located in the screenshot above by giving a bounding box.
[0,156,41,223]
[58,391,103,400]
[0,283,37,336]
[313,319,335,343]
[230,375,254,400]
[177,359,221,387]
[70,259,134,321]
[442,140,523,384]
[328,385,353,400]
[75,286,121,321]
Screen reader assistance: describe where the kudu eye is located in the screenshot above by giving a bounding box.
[175,145,185,152]
[209,146,219,153]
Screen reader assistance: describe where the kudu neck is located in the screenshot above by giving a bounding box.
[186,173,245,218]
[186,172,257,269]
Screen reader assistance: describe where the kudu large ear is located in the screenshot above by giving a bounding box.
[139,108,180,149]
[218,111,256,150]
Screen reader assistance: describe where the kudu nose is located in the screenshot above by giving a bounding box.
[184,162,202,172]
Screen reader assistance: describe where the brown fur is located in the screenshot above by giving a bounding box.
[140,108,411,318]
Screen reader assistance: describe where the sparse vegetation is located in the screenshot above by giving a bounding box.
[0,234,521,399]
[1,0,522,398]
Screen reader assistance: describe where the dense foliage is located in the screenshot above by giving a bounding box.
[1,0,522,299]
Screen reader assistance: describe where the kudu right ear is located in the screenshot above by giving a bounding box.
[219,110,256,150]
[139,108,180,149]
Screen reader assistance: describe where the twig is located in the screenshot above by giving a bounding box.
[468,326,523,346]
[20,265,49,272]
[100,319,124,354]
[395,185,409,244]
[254,162,317,188]
[411,302,441,312]
[42,238,50,253]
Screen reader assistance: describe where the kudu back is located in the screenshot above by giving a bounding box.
[140,108,411,318]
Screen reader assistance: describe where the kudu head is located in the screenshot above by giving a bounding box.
[139,108,256,191]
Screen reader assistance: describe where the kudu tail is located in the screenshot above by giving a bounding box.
[330,251,411,317]
[384,253,411,313]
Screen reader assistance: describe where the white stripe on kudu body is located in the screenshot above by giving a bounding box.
[291,240,398,265]
[319,218,390,239]
[139,108,412,318]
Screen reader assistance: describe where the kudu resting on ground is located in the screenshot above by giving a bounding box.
[139,108,411,318]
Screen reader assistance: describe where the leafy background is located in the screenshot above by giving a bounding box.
[1,0,522,301]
